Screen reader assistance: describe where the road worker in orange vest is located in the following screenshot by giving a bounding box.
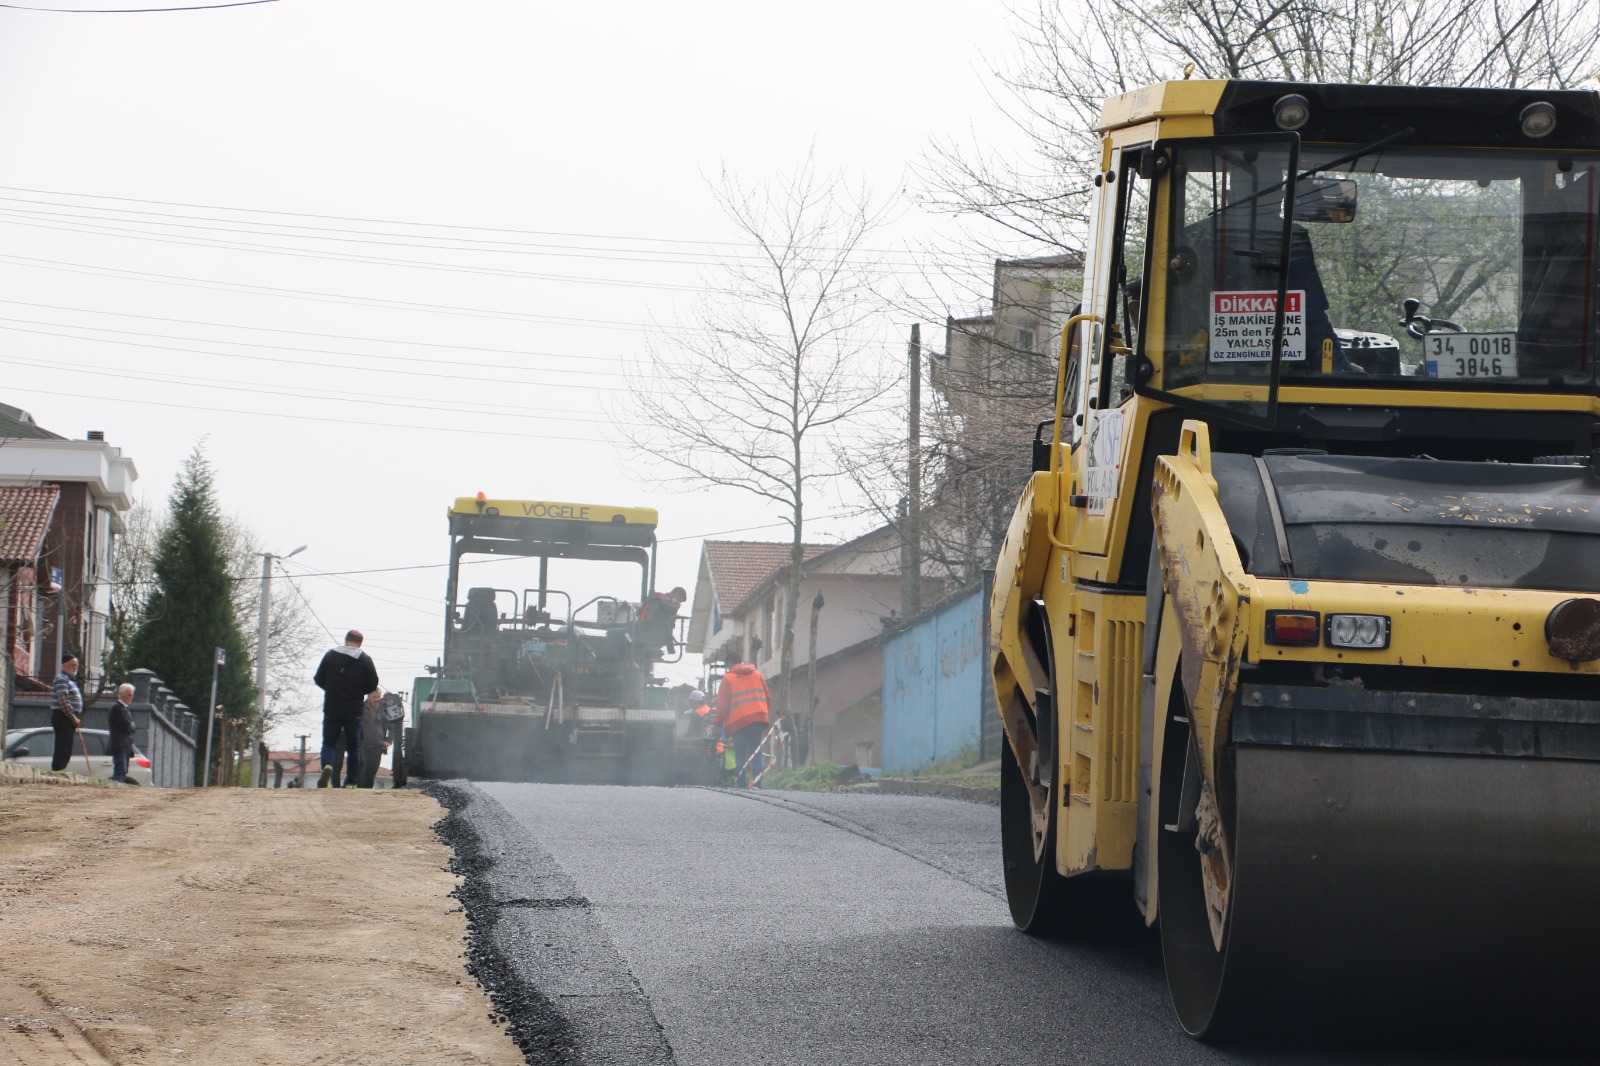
[714,654,771,788]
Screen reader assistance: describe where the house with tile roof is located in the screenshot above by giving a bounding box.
[0,484,61,693]
[686,526,946,767]
[0,403,138,690]
[0,484,60,735]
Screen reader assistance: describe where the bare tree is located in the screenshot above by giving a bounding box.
[869,0,1600,587]
[622,159,893,725]
[925,0,1599,249]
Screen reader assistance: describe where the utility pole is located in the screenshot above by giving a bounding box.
[295,733,309,789]
[203,647,224,787]
[253,546,305,788]
[805,591,823,765]
[903,323,923,619]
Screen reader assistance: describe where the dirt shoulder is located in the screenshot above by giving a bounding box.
[0,783,524,1066]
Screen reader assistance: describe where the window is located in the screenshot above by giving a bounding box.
[1143,137,1599,415]
[9,730,53,758]
[1015,326,1036,352]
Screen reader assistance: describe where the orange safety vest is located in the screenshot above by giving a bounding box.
[715,666,771,735]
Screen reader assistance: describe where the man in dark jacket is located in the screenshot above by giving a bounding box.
[313,629,380,788]
[109,683,137,783]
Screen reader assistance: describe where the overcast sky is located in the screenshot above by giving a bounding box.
[0,0,1039,745]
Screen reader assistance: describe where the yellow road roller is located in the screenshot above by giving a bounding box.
[990,78,1600,1039]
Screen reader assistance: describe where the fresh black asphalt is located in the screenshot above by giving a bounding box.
[429,782,1576,1066]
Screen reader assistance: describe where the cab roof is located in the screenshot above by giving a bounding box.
[1098,79,1600,151]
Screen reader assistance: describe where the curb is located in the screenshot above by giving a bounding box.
[878,778,1000,805]
[0,762,107,787]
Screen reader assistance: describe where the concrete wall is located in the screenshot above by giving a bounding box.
[807,640,884,768]
[882,587,986,775]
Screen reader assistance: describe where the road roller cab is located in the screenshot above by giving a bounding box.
[990,78,1600,1039]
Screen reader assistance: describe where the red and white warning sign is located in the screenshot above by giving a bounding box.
[1209,290,1306,362]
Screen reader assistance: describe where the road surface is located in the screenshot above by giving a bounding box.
[443,782,1563,1066]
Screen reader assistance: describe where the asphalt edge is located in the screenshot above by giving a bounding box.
[423,780,584,1066]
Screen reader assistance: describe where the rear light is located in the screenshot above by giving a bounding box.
[1326,614,1390,650]
[135,756,151,768]
[1265,610,1320,646]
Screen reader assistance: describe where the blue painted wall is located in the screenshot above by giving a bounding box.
[882,588,985,774]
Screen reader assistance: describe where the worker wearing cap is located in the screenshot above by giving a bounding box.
[638,586,687,660]
[50,652,83,773]
[687,689,714,736]
[714,654,771,788]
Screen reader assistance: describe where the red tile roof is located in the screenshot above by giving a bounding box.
[703,540,830,615]
[0,485,59,564]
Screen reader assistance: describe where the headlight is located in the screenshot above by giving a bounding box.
[1326,614,1390,650]
[1273,93,1311,131]
[1519,101,1557,139]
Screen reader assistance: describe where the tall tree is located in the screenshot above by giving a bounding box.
[127,442,255,775]
[622,158,892,727]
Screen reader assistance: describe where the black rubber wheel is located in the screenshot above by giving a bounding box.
[1156,679,1237,1039]
[1000,733,1070,934]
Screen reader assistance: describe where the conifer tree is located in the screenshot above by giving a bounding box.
[127,442,255,773]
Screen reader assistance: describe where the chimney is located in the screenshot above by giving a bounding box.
[86,430,105,441]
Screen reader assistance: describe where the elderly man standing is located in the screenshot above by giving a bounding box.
[313,629,379,788]
[109,683,137,783]
[50,651,83,773]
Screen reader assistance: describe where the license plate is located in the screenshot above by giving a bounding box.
[1423,333,1516,379]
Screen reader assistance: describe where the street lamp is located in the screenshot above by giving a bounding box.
[254,545,306,787]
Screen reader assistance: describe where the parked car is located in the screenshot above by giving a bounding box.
[3,727,153,785]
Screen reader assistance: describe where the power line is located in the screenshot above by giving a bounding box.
[0,0,278,9]
[0,202,930,278]
[0,316,635,382]
[0,298,648,369]
[0,355,615,424]
[0,183,947,260]
[0,209,760,291]
[0,251,908,345]
[0,383,624,440]
[275,565,336,645]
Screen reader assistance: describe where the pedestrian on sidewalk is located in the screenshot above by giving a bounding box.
[714,655,771,788]
[50,652,83,773]
[312,630,379,788]
[109,683,137,783]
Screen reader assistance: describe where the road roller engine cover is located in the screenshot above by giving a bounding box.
[988,77,1600,1040]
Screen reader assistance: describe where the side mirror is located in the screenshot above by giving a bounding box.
[1032,420,1053,473]
[10,746,30,757]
